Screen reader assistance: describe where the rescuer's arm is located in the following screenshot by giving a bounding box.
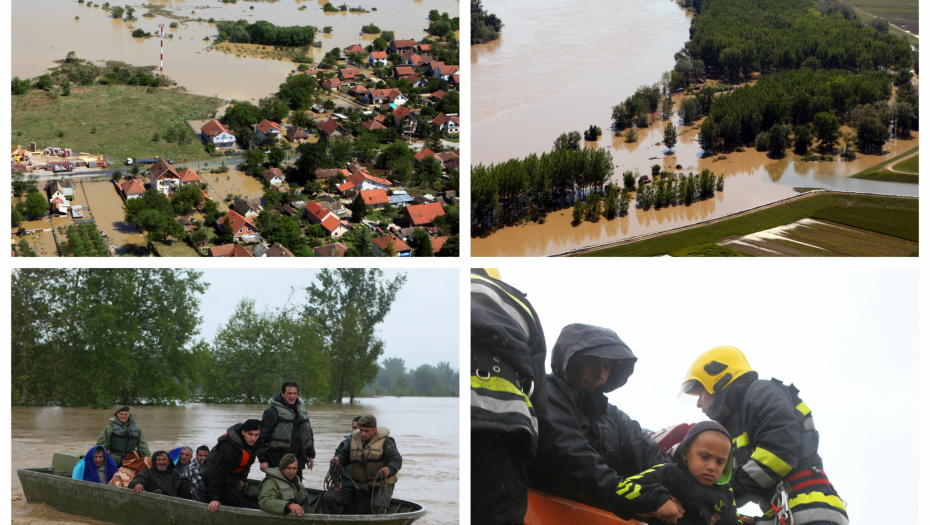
[136,430,151,458]
[96,426,112,450]
[382,439,402,477]
[257,406,277,467]
[613,407,670,478]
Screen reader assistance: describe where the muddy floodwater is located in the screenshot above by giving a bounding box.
[202,167,267,202]
[12,397,459,525]
[12,0,458,102]
[471,0,920,256]
[79,181,148,252]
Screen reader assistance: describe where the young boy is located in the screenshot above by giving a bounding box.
[616,421,739,525]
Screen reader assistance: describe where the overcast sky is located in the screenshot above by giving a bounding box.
[194,269,459,371]
[502,267,917,523]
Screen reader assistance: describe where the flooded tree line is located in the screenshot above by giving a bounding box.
[10,268,441,408]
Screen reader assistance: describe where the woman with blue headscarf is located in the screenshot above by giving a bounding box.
[71,445,119,484]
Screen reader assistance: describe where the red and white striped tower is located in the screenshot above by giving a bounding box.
[159,24,165,75]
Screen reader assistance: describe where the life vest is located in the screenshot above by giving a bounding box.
[268,399,314,453]
[348,428,398,490]
[263,467,308,504]
[202,430,254,487]
[108,417,142,457]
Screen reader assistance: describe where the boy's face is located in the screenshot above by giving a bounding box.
[685,431,731,486]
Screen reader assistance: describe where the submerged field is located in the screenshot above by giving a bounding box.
[11,85,222,162]
[579,193,918,257]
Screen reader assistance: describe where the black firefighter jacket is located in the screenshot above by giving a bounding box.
[471,272,548,457]
[527,324,667,517]
[716,378,848,525]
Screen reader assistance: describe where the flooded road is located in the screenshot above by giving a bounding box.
[12,0,458,101]
[79,180,147,252]
[471,0,919,256]
[12,397,459,525]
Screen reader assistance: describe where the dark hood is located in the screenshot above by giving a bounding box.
[224,423,255,451]
[551,323,637,393]
[150,450,176,473]
[673,421,733,485]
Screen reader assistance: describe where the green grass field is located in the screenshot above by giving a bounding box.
[852,146,919,184]
[848,0,919,35]
[892,154,919,174]
[11,85,222,163]
[581,193,918,257]
[812,208,918,241]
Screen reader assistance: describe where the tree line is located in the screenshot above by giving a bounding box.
[471,0,503,44]
[365,358,459,397]
[215,20,318,47]
[11,269,412,407]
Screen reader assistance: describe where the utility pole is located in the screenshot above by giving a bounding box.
[159,24,165,75]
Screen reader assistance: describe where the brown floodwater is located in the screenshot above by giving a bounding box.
[203,167,266,202]
[12,397,459,525]
[79,181,147,252]
[17,219,59,257]
[12,0,458,101]
[471,0,920,256]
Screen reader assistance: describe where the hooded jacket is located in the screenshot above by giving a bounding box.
[128,450,194,499]
[527,324,667,517]
[617,422,739,525]
[258,466,310,515]
[72,446,119,484]
[256,392,315,465]
[202,423,259,503]
[714,378,848,525]
[471,271,548,457]
[96,412,151,462]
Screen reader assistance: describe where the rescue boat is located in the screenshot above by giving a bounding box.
[525,489,643,525]
[18,452,426,525]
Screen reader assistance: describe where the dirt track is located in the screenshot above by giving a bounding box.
[883,150,919,174]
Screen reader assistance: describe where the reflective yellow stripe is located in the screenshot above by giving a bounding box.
[788,491,847,511]
[751,447,793,477]
[625,485,641,500]
[471,274,534,320]
[733,432,750,449]
[624,468,656,482]
[796,402,811,416]
[616,482,632,496]
[471,376,533,408]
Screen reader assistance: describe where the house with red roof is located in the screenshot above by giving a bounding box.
[430,90,448,104]
[217,209,261,243]
[118,178,146,200]
[365,88,407,106]
[201,120,236,149]
[389,39,417,54]
[314,242,348,257]
[286,126,311,144]
[436,150,460,172]
[345,44,366,54]
[393,106,419,135]
[315,168,351,181]
[372,234,412,257]
[321,78,343,91]
[431,236,449,255]
[416,43,432,53]
[404,202,445,227]
[433,65,460,82]
[394,66,415,79]
[304,201,349,238]
[414,147,435,164]
[209,243,253,257]
[262,167,285,186]
[348,85,370,98]
[360,188,389,209]
[254,120,282,144]
[150,159,181,194]
[338,68,362,81]
[361,119,387,131]
[336,170,392,194]
[432,114,460,134]
[368,50,388,67]
[177,168,201,187]
[318,119,348,139]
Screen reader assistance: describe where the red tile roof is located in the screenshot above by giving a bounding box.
[322,78,343,89]
[395,66,415,77]
[201,119,233,140]
[361,120,387,130]
[414,148,435,162]
[320,214,342,235]
[315,168,351,179]
[430,90,448,101]
[255,119,282,133]
[262,167,284,182]
[286,126,310,141]
[360,188,389,206]
[393,106,413,119]
[219,210,259,237]
[151,158,179,181]
[314,242,348,257]
[369,51,388,59]
[345,44,366,53]
[264,243,295,257]
[392,39,417,49]
[119,178,146,195]
[177,168,200,184]
[431,236,448,254]
[404,202,445,226]
[338,68,361,79]
[336,170,392,192]
[210,243,253,257]
[373,234,411,254]
[318,119,346,136]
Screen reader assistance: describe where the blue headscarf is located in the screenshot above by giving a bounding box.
[82,445,119,484]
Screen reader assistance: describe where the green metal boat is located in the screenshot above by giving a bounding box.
[18,453,427,525]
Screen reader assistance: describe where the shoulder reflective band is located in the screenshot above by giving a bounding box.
[751,447,793,477]
[471,274,534,320]
[733,432,750,450]
[742,459,776,489]
[795,402,811,416]
[470,376,533,408]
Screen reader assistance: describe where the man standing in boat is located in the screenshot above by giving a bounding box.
[680,346,849,525]
[257,381,316,481]
[194,419,263,512]
[471,268,549,525]
[96,406,150,467]
[321,415,402,515]
[526,324,678,521]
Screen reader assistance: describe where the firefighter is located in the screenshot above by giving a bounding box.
[471,268,548,525]
[679,346,848,525]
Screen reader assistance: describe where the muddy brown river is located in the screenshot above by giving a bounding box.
[471,0,920,256]
[12,397,458,525]
[12,0,458,102]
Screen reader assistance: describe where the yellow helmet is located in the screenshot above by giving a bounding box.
[473,268,502,280]
[680,345,754,397]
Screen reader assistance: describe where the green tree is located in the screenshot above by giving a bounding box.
[411,228,434,257]
[663,122,678,152]
[768,123,788,155]
[812,112,840,151]
[855,117,888,153]
[419,155,442,189]
[25,191,49,219]
[350,193,369,222]
[244,148,266,168]
[303,269,407,402]
[793,124,813,154]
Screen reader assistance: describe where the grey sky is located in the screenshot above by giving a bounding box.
[501,267,917,523]
[194,268,459,371]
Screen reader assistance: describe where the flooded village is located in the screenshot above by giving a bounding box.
[471,0,919,257]
[11,0,461,257]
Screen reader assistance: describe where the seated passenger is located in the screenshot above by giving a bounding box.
[108,451,150,488]
[171,447,195,479]
[619,422,738,525]
[187,446,209,487]
[71,446,118,484]
[96,406,150,466]
[128,450,195,499]
[259,454,310,516]
[193,419,262,513]
[527,324,675,520]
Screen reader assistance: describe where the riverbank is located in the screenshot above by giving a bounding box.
[852,146,919,183]
[570,191,918,257]
[11,85,222,163]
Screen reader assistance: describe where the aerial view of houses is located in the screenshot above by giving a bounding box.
[11,1,460,257]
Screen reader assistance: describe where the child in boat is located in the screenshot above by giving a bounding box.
[617,421,739,525]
